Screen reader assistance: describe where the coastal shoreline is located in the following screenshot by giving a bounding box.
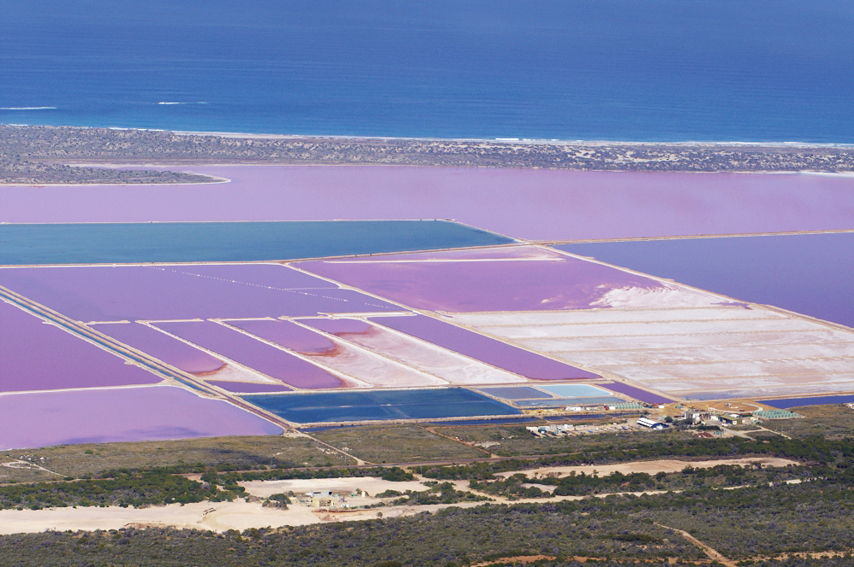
[4,123,854,185]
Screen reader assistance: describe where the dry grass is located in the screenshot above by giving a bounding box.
[312,425,484,464]
[437,422,697,457]
[777,404,854,440]
[3,435,355,480]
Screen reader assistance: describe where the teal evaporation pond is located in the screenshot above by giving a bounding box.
[516,397,624,408]
[0,220,513,265]
[538,384,612,398]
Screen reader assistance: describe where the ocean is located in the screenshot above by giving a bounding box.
[2,0,853,142]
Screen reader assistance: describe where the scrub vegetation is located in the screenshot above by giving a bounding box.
[1,435,354,483]
[312,425,487,463]
[437,422,699,457]
[5,125,854,186]
[776,404,854,440]
[3,410,854,564]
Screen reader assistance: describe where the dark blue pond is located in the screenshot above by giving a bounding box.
[243,388,521,424]
[759,395,854,409]
[0,220,512,265]
[558,232,854,329]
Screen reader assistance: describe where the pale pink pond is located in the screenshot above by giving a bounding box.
[371,315,599,381]
[3,166,853,240]
[297,246,663,312]
[154,321,344,389]
[303,318,529,385]
[227,319,337,354]
[226,319,446,388]
[0,300,161,392]
[0,386,283,450]
[92,322,224,374]
[0,264,397,322]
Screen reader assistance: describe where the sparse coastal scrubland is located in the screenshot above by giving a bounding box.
[3,125,854,185]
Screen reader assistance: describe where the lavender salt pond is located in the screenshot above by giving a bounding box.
[559,233,854,329]
[154,321,345,389]
[0,386,282,450]
[0,300,160,392]
[0,264,397,322]
[92,322,225,374]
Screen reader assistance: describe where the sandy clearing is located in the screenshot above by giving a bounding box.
[240,476,428,498]
[0,459,799,535]
[0,476,435,535]
[0,500,320,534]
[496,457,798,479]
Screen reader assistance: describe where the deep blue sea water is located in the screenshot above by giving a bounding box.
[2,1,853,142]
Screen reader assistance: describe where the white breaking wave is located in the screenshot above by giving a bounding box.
[156,101,208,105]
[0,106,57,110]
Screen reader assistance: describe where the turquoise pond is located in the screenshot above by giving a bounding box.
[515,397,625,408]
[0,221,513,265]
[538,384,612,398]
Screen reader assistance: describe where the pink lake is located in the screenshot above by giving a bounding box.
[0,300,161,392]
[2,166,853,240]
[297,246,665,312]
[0,385,283,450]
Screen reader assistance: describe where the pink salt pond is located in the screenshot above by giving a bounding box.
[226,319,447,388]
[0,386,283,450]
[297,246,666,313]
[227,319,338,355]
[92,322,225,374]
[4,166,854,241]
[0,300,161,393]
[302,318,531,385]
[153,321,344,389]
